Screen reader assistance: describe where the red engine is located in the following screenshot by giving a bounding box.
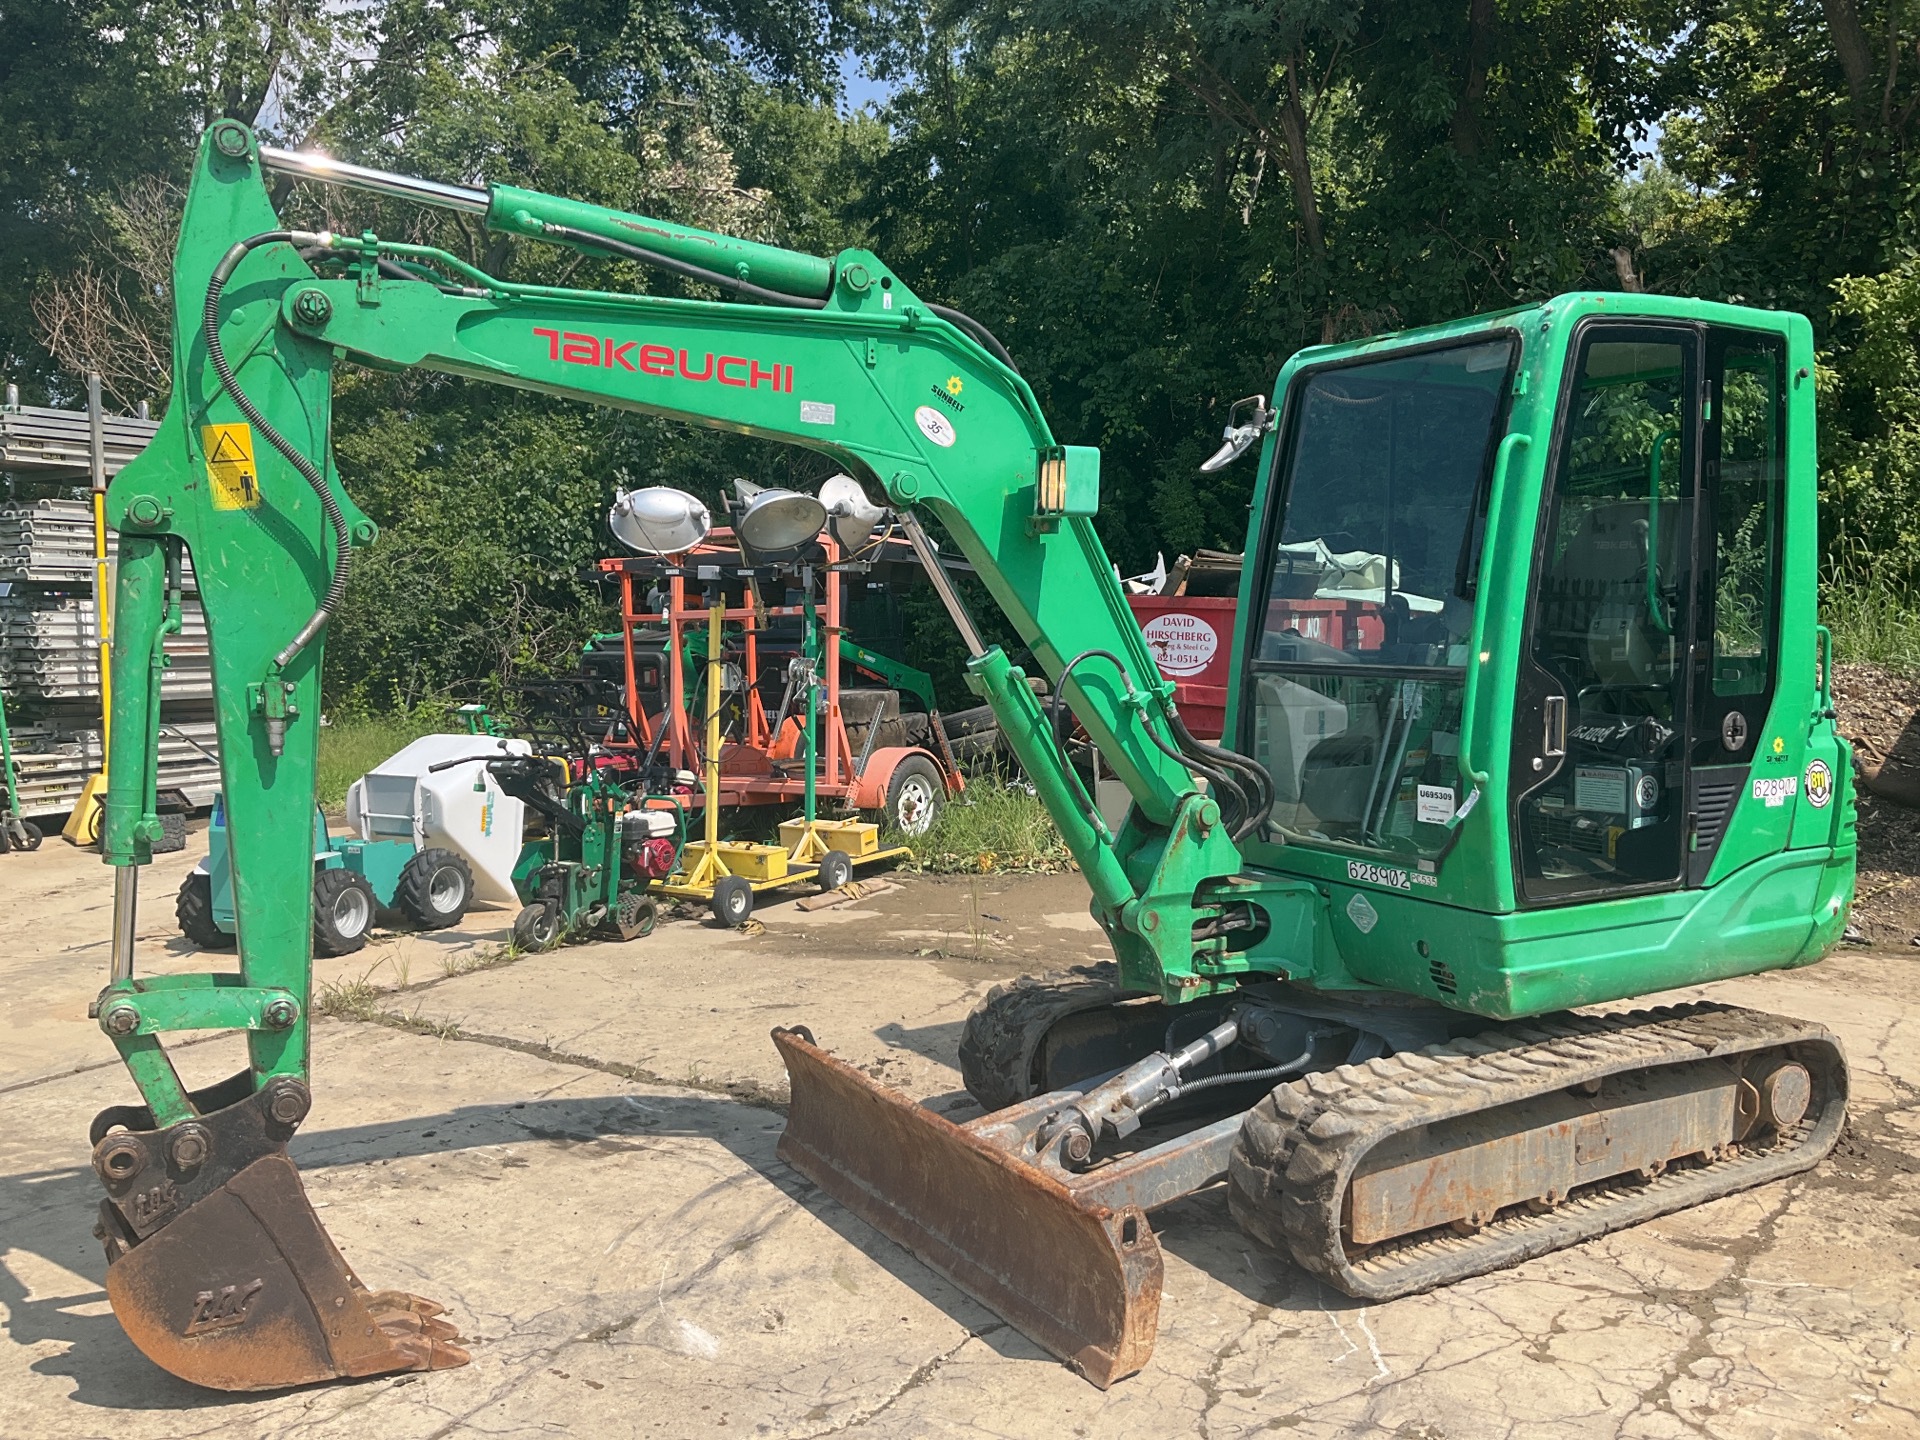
[629,836,677,881]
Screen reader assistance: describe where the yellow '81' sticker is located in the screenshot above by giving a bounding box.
[201,423,261,509]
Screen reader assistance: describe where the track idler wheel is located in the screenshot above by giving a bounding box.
[90,1071,469,1390]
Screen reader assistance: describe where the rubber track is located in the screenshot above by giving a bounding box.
[1227,1002,1847,1300]
[957,963,1139,1111]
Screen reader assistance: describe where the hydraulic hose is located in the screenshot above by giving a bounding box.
[1168,705,1274,843]
[1048,647,1252,835]
[537,223,1023,375]
[203,231,350,672]
[926,302,1019,372]
[1168,1043,1313,1100]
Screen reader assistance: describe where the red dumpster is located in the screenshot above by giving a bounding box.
[1127,596,1236,740]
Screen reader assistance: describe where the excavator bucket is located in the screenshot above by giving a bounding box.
[90,1071,469,1390]
[772,1027,1162,1387]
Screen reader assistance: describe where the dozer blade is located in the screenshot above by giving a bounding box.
[91,1071,470,1391]
[772,1027,1161,1388]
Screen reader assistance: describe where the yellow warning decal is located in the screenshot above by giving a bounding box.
[201,423,261,509]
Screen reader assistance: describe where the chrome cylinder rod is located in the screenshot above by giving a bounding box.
[110,867,138,983]
[899,512,987,657]
[258,146,489,215]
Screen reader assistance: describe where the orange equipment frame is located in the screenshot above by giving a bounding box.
[596,529,960,816]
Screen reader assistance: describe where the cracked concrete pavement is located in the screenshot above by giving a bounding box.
[4,827,1919,1438]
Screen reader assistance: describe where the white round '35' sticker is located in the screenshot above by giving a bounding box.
[914,405,957,448]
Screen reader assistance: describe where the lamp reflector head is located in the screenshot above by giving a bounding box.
[735,485,828,555]
[609,486,712,555]
[819,473,887,553]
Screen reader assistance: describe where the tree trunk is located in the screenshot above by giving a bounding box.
[1451,0,1498,157]
[1823,0,1877,113]
[1276,57,1326,256]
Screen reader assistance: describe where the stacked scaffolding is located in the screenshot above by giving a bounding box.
[1,390,220,819]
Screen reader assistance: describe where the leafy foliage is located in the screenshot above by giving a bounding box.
[7,0,1920,700]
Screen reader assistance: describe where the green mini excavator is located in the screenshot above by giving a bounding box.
[86,122,1851,1391]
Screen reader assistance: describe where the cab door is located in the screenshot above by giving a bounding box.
[1512,326,1701,903]
[1687,330,1787,882]
[1511,323,1790,904]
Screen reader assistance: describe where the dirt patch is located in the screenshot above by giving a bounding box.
[1833,663,1920,940]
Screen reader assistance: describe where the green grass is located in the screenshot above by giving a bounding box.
[892,774,1072,874]
[1823,562,1920,674]
[316,707,448,808]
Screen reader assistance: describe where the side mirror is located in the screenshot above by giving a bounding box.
[1199,394,1277,473]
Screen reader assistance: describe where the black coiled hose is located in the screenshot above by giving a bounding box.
[1047,648,1274,843]
[203,232,350,672]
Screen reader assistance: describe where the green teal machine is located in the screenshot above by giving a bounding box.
[175,793,473,956]
[85,124,1852,1391]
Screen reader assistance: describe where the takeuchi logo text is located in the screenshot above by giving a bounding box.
[534,328,794,391]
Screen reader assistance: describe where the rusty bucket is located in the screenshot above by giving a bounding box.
[772,1027,1162,1387]
[91,1072,469,1390]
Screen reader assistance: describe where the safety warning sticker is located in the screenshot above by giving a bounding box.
[201,423,261,510]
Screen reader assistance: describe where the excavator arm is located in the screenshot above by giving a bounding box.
[88,122,1261,1389]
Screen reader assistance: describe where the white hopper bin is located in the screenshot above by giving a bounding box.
[344,734,532,904]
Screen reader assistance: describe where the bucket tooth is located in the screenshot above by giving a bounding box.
[91,1074,470,1391]
[773,1027,1161,1388]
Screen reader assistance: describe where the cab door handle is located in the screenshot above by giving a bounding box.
[1543,695,1567,758]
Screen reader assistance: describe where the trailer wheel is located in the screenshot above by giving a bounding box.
[883,755,944,837]
[313,868,377,957]
[711,876,754,927]
[513,902,562,953]
[816,849,853,892]
[14,819,42,852]
[175,871,235,950]
[395,848,473,929]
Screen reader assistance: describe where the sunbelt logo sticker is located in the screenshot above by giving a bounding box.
[1752,774,1798,808]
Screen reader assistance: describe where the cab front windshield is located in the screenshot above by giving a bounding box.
[1249,337,1515,857]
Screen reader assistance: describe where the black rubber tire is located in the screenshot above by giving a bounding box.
[312,868,377,957]
[175,871,236,950]
[13,819,43,852]
[711,875,754,927]
[513,901,562,952]
[514,901,562,951]
[816,849,853,892]
[150,811,188,855]
[395,847,473,929]
[882,754,945,837]
[957,963,1138,1111]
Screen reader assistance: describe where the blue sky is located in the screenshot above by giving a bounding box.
[838,52,899,115]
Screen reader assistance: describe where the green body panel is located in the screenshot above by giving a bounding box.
[203,792,414,930]
[96,129,1854,1129]
[327,836,414,901]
